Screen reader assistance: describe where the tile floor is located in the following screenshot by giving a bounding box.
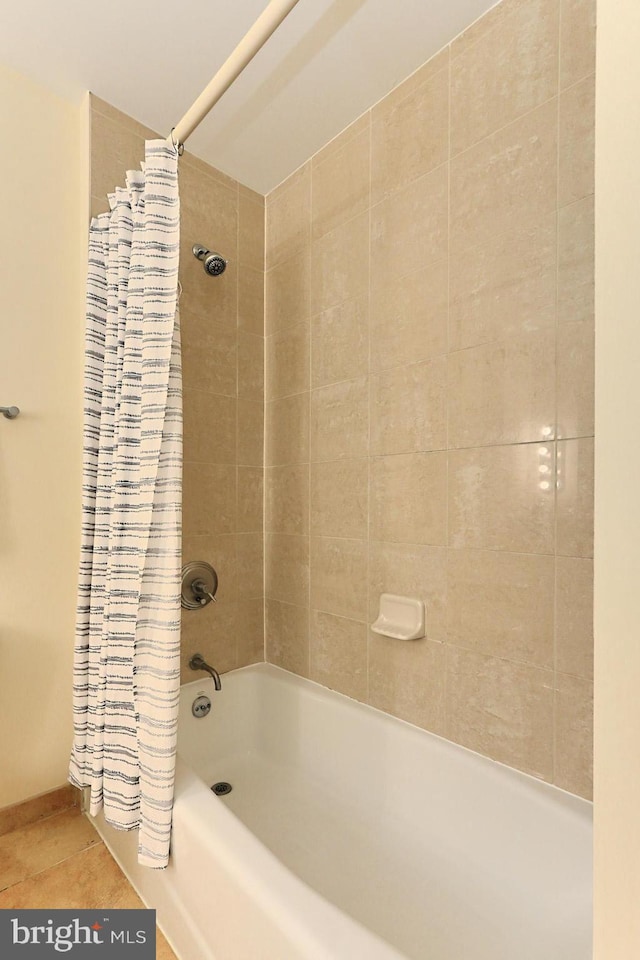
[0,798,178,959]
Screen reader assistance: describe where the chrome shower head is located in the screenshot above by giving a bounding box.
[192,244,227,276]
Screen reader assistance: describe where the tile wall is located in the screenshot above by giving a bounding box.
[90,96,265,681]
[264,0,595,798]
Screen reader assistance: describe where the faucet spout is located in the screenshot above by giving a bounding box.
[189,653,222,691]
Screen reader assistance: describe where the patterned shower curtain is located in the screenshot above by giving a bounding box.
[69,140,181,868]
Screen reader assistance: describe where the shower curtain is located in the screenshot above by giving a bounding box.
[69,140,181,868]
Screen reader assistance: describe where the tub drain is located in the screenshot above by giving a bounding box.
[211,781,232,796]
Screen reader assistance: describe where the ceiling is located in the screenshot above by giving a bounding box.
[0,0,497,194]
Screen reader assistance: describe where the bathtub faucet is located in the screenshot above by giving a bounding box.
[189,653,222,691]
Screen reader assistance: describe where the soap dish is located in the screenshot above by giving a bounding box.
[371,594,425,641]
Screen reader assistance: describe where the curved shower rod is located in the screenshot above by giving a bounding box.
[168,0,302,151]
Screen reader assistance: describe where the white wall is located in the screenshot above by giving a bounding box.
[0,62,88,807]
[594,0,640,953]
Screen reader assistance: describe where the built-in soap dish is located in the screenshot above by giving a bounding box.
[371,594,425,641]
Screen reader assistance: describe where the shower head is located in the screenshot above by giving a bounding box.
[192,244,227,276]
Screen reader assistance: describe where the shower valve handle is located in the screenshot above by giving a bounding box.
[193,579,217,605]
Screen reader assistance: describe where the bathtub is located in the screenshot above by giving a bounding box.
[91,662,592,960]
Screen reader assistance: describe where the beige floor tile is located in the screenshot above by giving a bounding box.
[0,808,100,892]
[0,842,142,910]
[0,786,78,838]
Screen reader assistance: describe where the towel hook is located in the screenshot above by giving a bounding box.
[1,406,19,420]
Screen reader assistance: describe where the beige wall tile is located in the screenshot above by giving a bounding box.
[311,212,369,315]
[181,151,239,193]
[239,182,264,204]
[556,437,594,557]
[183,463,236,536]
[180,239,238,328]
[449,214,557,350]
[182,533,237,604]
[237,332,264,402]
[181,600,238,680]
[558,195,594,327]
[266,322,310,401]
[370,260,448,371]
[265,534,309,605]
[90,195,110,218]
[556,556,593,679]
[554,673,593,798]
[239,194,265,270]
[371,164,448,280]
[310,459,368,540]
[370,358,447,455]
[447,549,554,666]
[266,163,310,269]
[181,312,237,398]
[451,0,559,156]
[310,537,368,621]
[450,0,516,59]
[560,0,597,90]
[237,399,264,467]
[371,65,448,203]
[180,163,238,261]
[310,378,369,462]
[380,48,450,113]
[312,114,370,168]
[237,466,263,533]
[266,464,310,536]
[448,445,555,553]
[446,646,554,780]
[312,125,370,240]
[558,74,595,207]
[91,95,159,140]
[447,329,556,448]
[265,600,309,677]
[369,635,446,734]
[266,393,309,466]
[236,533,264,600]
[310,612,368,702]
[557,321,595,439]
[90,111,146,199]
[238,264,264,335]
[265,248,310,335]
[370,452,447,545]
[368,542,448,642]
[311,296,369,388]
[183,391,236,464]
[237,598,265,667]
[450,99,557,256]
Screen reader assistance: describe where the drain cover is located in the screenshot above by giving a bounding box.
[211,781,232,796]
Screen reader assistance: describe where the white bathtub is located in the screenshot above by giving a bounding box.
[91,662,592,960]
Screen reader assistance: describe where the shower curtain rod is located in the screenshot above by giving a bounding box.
[168,0,302,150]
